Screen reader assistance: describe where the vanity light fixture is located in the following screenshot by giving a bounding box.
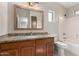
[28,2,39,7]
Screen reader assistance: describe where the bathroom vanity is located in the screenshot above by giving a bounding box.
[0,34,54,56]
[0,4,55,56]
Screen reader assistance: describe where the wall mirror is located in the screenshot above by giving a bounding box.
[14,5,43,30]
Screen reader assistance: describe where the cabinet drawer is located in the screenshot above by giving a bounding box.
[19,40,35,47]
[20,47,35,56]
[36,39,46,46]
[47,38,54,46]
[1,42,19,50]
[47,37,54,43]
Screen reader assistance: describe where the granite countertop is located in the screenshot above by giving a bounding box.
[0,34,56,43]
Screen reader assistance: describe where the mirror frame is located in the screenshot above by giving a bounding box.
[14,5,44,30]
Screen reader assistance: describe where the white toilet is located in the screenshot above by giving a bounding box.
[55,41,67,56]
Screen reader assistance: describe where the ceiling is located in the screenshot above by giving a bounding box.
[58,2,79,8]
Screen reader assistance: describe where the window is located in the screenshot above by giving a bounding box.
[74,9,79,15]
[48,10,55,22]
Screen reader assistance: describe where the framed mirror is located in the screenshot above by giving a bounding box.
[14,5,44,30]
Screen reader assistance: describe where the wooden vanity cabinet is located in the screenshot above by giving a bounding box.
[0,49,19,56]
[19,40,35,56]
[20,46,35,56]
[35,37,54,56]
[47,38,54,56]
[0,42,19,56]
[0,37,54,56]
[36,39,46,56]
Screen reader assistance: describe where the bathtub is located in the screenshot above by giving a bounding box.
[64,41,79,56]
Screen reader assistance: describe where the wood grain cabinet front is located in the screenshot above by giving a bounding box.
[20,47,35,56]
[0,37,54,56]
[0,49,19,56]
[36,39,46,56]
[36,46,46,56]
[47,45,54,56]
[19,40,35,56]
[47,38,54,56]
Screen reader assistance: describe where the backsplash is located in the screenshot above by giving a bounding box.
[8,32,48,36]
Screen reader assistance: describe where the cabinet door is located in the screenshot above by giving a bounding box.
[0,49,19,56]
[20,47,35,56]
[47,45,54,56]
[36,46,46,56]
[47,38,54,56]
[36,39,46,56]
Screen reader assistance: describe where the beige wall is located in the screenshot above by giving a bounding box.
[0,2,8,36]
[40,2,66,35]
